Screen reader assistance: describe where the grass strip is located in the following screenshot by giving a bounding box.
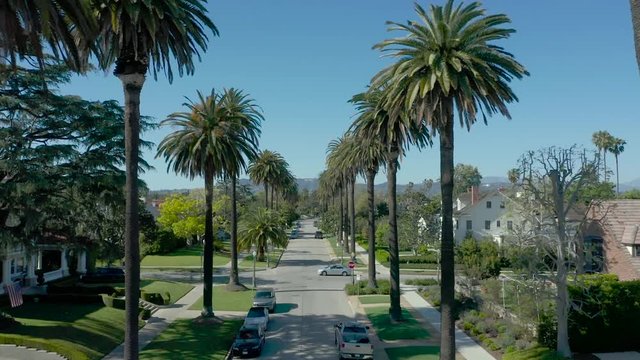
[385,346,440,360]
[364,306,430,341]
[140,318,243,359]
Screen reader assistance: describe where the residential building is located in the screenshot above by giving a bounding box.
[582,200,640,280]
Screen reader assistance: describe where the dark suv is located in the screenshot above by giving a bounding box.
[80,267,125,283]
[314,231,323,239]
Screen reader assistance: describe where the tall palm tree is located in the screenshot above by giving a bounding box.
[373,1,528,357]
[350,92,388,289]
[94,2,216,357]
[239,208,288,262]
[351,87,430,321]
[631,0,640,73]
[248,150,288,209]
[0,0,96,69]
[608,137,626,195]
[327,136,355,255]
[157,87,260,313]
[592,130,614,181]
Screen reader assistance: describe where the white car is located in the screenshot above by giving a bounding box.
[244,306,269,332]
[334,322,373,360]
[317,264,351,276]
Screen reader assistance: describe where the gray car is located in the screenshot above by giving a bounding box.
[317,264,351,276]
[244,306,269,332]
[252,288,276,313]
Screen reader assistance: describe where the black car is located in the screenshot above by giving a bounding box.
[80,267,125,283]
[314,231,323,239]
[232,325,265,358]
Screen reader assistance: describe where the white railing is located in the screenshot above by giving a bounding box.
[43,269,63,283]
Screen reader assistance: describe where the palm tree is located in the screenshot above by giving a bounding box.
[0,0,96,69]
[373,1,528,357]
[592,130,614,181]
[94,3,216,357]
[248,150,285,208]
[351,87,430,321]
[631,0,640,73]
[349,92,388,289]
[608,137,626,195]
[239,208,289,262]
[327,136,355,255]
[157,87,260,313]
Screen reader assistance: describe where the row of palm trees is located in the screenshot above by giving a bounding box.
[2,1,218,358]
[320,2,528,358]
[591,130,626,194]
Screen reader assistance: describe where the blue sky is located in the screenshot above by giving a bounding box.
[61,0,640,190]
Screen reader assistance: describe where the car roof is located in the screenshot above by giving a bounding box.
[341,322,367,329]
[255,288,274,292]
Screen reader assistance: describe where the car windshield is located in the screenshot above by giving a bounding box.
[238,329,259,339]
[342,334,370,343]
[343,326,367,334]
[255,291,272,298]
[247,308,265,318]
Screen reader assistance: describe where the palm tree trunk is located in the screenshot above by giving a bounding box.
[201,164,215,317]
[615,155,620,195]
[229,176,240,286]
[339,187,347,254]
[270,186,274,210]
[119,73,144,360]
[603,152,608,182]
[350,177,356,259]
[366,168,378,289]
[631,0,640,73]
[439,118,456,360]
[387,149,402,321]
[264,183,269,208]
[343,184,350,255]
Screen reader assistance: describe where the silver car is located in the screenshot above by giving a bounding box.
[244,306,269,332]
[252,288,276,313]
[317,264,351,276]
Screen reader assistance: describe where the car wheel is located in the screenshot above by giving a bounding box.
[321,271,327,276]
[342,271,348,276]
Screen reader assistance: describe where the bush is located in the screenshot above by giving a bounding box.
[375,249,389,263]
[0,312,19,330]
[141,291,170,306]
[405,278,439,286]
[456,238,502,280]
[139,308,152,320]
[345,279,390,295]
[143,228,186,255]
[399,254,439,264]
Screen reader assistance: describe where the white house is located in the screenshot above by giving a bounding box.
[0,238,88,295]
[453,187,519,245]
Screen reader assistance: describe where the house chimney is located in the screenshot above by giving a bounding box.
[471,185,479,205]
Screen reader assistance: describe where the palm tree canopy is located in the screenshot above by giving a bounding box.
[608,137,626,156]
[238,208,288,250]
[0,0,96,69]
[373,0,529,132]
[247,150,289,188]
[156,88,262,180]
[93,0,218,81]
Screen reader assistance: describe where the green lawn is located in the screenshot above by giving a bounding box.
[364,307,430,341]
[502,346,567,360]
[139,318,242,360]
[0,302,141,360]
[239,249,285,269]
[358,295,390,304]
[140,280,193,305]
[386,346,440,360]
[141,246,230,267]
[188,286,254,311]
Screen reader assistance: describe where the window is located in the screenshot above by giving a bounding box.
[496,220,501,228]
[507,221,513,230]
[455,220,459,230]
[466,220,472,230]
[485,221,491,230]
[500,202,505,209]
[486,201,492,208]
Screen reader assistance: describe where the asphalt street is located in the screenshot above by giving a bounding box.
[256,219,355,360]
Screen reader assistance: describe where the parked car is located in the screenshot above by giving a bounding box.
[317,264,351,276]
[314,231,323,239]
[231,325,265,358]
[80,267,125,283]
[252,288,277,313]
[244,306,269,332]
[334,322,373,360]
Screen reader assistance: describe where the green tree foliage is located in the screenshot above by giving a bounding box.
[157,194,205,243]
[239,208,288,261]
[620,189,640,199]
[457,238,502,280]
[454,164,483,197]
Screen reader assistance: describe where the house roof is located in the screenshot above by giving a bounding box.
[454,190,506,215]
[588,200,640,246]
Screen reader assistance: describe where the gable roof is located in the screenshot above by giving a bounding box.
[455,189,509,215]
[589,200,640,246]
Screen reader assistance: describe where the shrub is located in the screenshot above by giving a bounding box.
[375,249,389,263]
[139,308,152,320]
[0,312,19,330]
[399,254,439,264]
[143,228,186,255]
[345,279,390,295]
[537,310,557,350]
[101,294,114,308]
[404,278,439,286]
[141,292,165,306]
[457,237,502,280]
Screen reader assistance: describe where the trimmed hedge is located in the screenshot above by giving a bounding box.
[141,291,170,305]
[375,249,389,263]
[400,254,439,264]
[539,275,640,352]
[345,279,390,295]
[100,294,150,320]
[405,278,439,286]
